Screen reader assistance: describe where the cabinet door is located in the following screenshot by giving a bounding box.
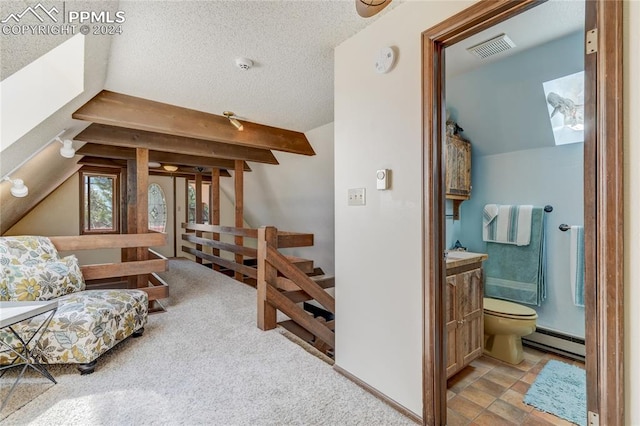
[445,275,459,378]
[456,268,484,367]
[445,135,471,199]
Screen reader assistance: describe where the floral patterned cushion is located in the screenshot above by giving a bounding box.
[0,289,148,365]
[0,236,60,266]
[2,255,85,302]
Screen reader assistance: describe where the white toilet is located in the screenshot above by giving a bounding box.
[483,297,538,365]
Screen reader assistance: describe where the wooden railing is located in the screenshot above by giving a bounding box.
[49,233,169,307]
[257,226,335,350]
[181,223,314,284]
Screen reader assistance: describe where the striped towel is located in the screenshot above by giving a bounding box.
[484,207,546,306]
[570,226,585,307]
[483,204,534,246]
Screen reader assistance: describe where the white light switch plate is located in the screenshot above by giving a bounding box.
[348,188,366,206]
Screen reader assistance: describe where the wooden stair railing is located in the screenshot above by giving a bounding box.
[257,226,335,350]
[49,233,169,310]
[181,223,315,285]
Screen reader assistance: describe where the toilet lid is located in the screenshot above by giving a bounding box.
[484,298,538,318]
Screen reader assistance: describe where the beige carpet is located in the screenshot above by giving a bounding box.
[1,259,416,425]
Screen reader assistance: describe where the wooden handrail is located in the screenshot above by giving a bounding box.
[50,233,166,250]
[182,234,257,258]
[265,245,334,314]
[49,233,169,302]
[180,223,314,285]
[182,246,258,279]
[256,226,335,350]
[81,259,167,280]
[182,223,258,238]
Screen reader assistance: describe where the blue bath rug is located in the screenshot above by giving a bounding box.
[523,359,586,425]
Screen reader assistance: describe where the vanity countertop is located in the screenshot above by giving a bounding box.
[445,251,488,270]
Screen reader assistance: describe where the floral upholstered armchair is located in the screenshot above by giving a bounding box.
[0,236,148,374]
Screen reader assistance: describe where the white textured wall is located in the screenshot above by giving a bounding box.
[336,0,639,420]
[624,1,639,424]
[334,1,472,415]
[5,174,120,265]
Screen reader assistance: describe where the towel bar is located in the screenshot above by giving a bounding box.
[559,224,571,231]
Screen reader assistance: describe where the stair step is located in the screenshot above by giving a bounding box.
[307,267,325,277]
[279,319,315,343]
[284,256,314,274]
[310,274,335,289]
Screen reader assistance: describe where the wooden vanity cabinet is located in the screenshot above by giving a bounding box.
[445,134,471,220]
[446,264,484,379]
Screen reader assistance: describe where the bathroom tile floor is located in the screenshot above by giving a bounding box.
[446,347,585,425]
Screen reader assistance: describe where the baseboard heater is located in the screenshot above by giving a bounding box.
[522,327,585,361]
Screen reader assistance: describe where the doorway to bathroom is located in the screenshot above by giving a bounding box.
[421,1,624,425]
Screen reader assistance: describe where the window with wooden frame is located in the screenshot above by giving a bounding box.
[80,168,121,234]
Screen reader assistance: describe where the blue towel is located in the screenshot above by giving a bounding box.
[484,207,546,306]
[570,226,585,307]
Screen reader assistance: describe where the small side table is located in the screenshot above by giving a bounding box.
[0,300,58,412]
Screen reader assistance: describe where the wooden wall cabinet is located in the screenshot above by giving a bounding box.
[446,265,484,379]
[445,134,471,220]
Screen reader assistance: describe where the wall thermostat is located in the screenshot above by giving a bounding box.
[376,169,390,190]
[375,47,396,74]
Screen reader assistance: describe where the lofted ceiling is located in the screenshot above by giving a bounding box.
[446,0,585,77]
[1,0,586,233]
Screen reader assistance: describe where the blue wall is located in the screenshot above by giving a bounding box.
[446,31,585,337]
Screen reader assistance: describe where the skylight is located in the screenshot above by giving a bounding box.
[542,71,584,146]
[0,34,85,151]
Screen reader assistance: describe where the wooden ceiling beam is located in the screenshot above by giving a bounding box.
[73,91,315,156]
[149,169,231,179]
[77,157,232,178]
[76,144,252,171]
[77,156,126,168]
[75,123,278,165]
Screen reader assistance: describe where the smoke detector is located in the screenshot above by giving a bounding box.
[235,57,253,70]
[467,34,516,59]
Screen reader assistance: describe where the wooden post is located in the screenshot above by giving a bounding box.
[135,148,149,289]
[234,160,244,281]
[211,169,221,271]
[124,148,150,289]
[257,226,277,330]
[195,172,203,264]
[172,175,177,258]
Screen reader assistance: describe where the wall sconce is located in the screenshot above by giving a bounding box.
[3,176,29,198]
[163,164,178,172]
[223,111,244,131]
[51,130,76,158]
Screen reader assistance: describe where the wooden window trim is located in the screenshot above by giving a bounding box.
[79,166,121,235]
[421,0,624,424]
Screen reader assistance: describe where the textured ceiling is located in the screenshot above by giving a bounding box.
[105,1,400,133]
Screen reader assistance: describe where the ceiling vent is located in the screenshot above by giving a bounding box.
[466,34,516,59]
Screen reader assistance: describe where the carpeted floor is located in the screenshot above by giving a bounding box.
[1,259,415,425]
[523,359,586,426]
